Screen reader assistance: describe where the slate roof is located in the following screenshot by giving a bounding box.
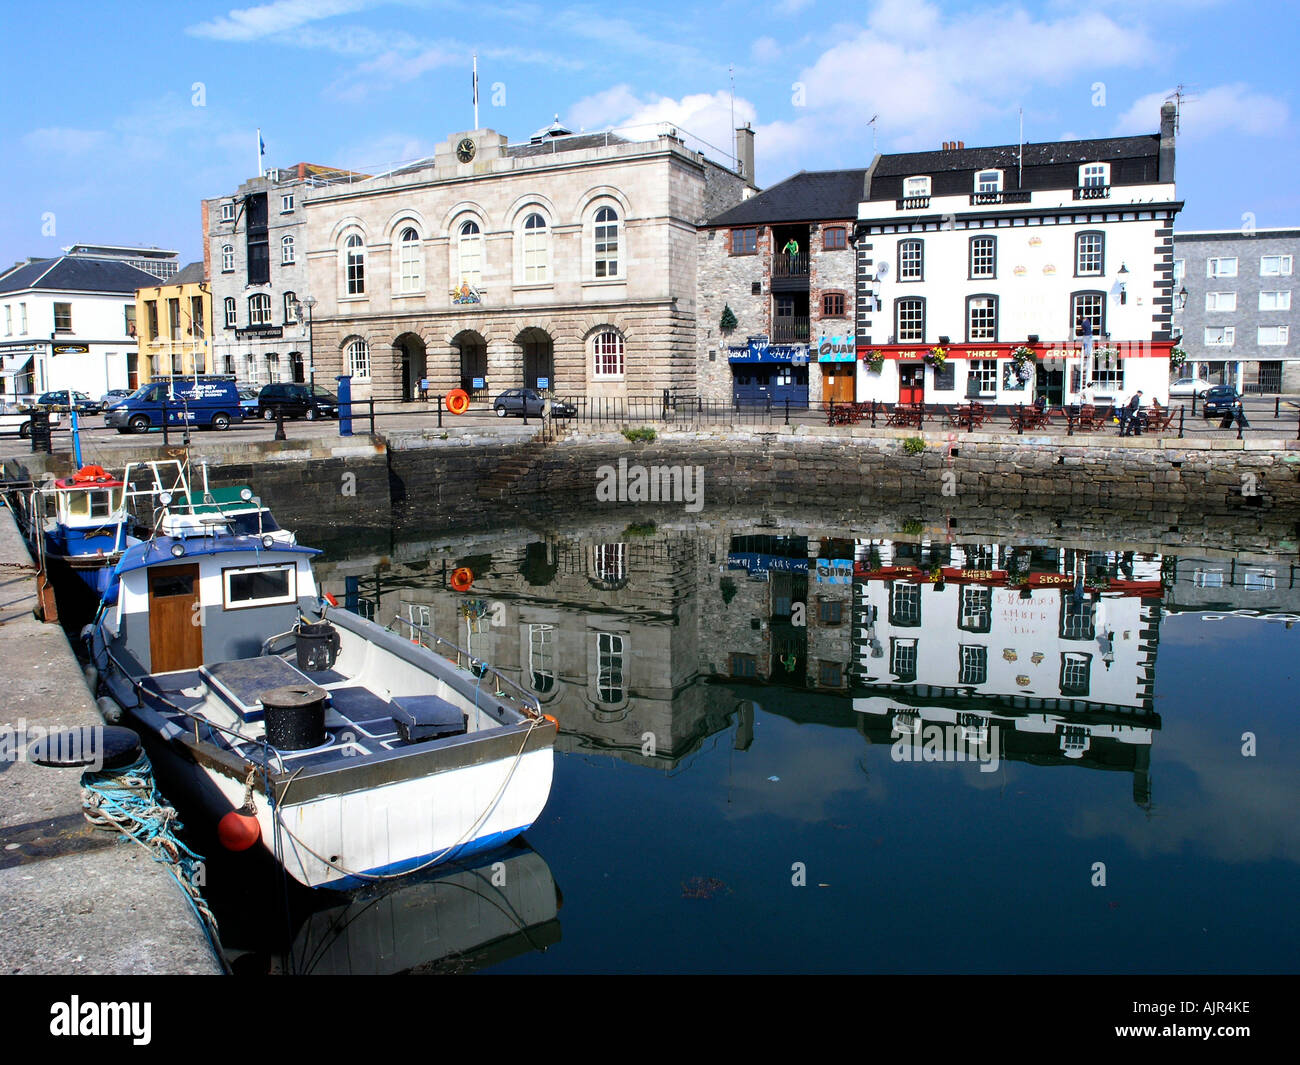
[707,169,868,227]
[505,131,630,158]
[171,261,206,286]
[871,135,1159,178]
[0,256,159,295]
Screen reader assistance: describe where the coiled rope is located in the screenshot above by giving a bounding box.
[81,752,227,970]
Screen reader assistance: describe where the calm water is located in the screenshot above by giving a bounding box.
[151,511,1299,974]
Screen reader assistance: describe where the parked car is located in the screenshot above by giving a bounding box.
[34,390,102,415]
[103,377,243,433]
[100,389,133,408]
[0,401,62,438]
[1168,377,1211,398]
[237,388,260,416]
[1202,385,1242,418]
[256,382,339,421]
[492,388,577,418]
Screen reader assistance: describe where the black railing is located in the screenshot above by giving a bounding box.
[969,190,1032,205]
[771,253,809,278]
[1073,186,1111,200]
[770,316,810,344]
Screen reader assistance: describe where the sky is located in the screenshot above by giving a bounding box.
[1,0,1295,269]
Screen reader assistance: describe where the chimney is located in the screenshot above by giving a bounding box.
[1158,101,1176,184]
[201,200,211,282]
[297,162,306,180]
[957,140,964,149]
[735,123,756,186]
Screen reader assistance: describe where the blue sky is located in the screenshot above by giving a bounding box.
[1,0,1295,269]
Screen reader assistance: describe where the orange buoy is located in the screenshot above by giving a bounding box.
[323,592,338,607]
[450,567,474,592]
[446,389,470,415]
[543,714,559,729]
[217,808,261,851]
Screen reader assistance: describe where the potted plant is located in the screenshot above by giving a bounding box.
[925,346,948,368]
[864,349,885,375]
[1170,346,1187,371]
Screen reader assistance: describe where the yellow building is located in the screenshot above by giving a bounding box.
[136,261,211,383]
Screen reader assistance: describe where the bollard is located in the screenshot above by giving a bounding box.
[274,406,286,442]
[162,398,169,446]
[368,397,375,435]
[1067,411,1074,436]
[437,394,443,428]
[784,396,790,425]
[1178,406,1185,439]
[1191,392,1198,416]
[1017,402,1024,435]
[871,401,877,428]
[336,375,353,436]
[828,399,834,425]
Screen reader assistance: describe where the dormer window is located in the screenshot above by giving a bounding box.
[975,169,1002,194]
[1079,163,1109,188]
[903,175,931,199]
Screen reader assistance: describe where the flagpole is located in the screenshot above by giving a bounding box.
[473,54,479,129]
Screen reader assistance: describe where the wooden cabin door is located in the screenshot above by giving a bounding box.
[148,564,204,673]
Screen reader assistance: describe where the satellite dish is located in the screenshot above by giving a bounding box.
[876,262,890,280]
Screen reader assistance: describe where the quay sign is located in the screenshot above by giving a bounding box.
[817,335,856,363]
[235,325,283,339]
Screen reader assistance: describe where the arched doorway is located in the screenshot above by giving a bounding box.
[394,333,427,402]
[516,327,554,391]
[453,330,488,396]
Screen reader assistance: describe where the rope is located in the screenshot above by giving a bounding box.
[80,752,228,972]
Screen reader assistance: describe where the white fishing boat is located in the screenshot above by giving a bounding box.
[85,509,557,889]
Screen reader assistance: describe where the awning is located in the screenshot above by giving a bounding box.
[0,357,33,378]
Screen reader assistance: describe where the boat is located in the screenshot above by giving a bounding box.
[84,505,557,889]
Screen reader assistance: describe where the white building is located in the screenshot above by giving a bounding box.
[854,104,1181,407]
[0,255,154,401]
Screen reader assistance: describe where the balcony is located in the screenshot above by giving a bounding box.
[1073,185,1111,200]
[969,190,1032,205]
[896,195,931,210]
[771,316,810,344]
[771,252,809,279]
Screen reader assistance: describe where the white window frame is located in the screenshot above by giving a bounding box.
[222,563,297,610]
[398,226,423,293]
[521,212,550,284]
[596,631,625,704]
[528,623,555,694]
[281,193,294,213]
[3,305,9,336]
[223,298,236,328]
[18,303,26,334]
[968,358,998,395]
[221,202,235,223]
[1172,258,1185,283]
[1204,326,1235,347]
[974,169,1002,193]
[903,175,931,199]
[1075,232,1104,276]
[1259,291,1291,311]
[221,244,234,272]
[1261,254,1293,277]
[456,219,483,287]
[1258,325,1289,346]
[1079,162,1110,188]
[280,234,295,265]
[249,293,271,326]
[967,296,997,342]
[899,239,923,281]
[592,330,625,378]
[1205,291,1236,312]
[346,338,371,381]
[594,206,619,279]
[344,233,365,296]
[970,235,996,279]
[1207,257,1238,278]
[896,297,924,342]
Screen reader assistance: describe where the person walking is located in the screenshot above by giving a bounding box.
[1119,390,1144,436]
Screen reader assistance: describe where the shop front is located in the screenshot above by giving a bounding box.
[728,336,810,407]
[816,333,856,407]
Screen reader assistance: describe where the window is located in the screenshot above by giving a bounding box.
[822,292,846,317]
[144,302,158,339]
[1259,326,1289,345]
[457,220,482,286]
[249,294,271,326]
[19,303,27,333]
[221,202,235,223]
[958,585,992,632]
[596,632,624,703]
[1205,291,1236,312]
[593,543,626,584]
[903,175,931,198]
[346,338,370,380]
[1259,291,1291,311]
[1079,162,1109,187]
[730,228,757,255]
[1261,255,1293,277]
[281,193,294,213]
[3,305,9,335]
[890,637,918,682]
[265,352,280,382]
[594,206,619,277]
[1091,355,1125,391]
[975,169,1002,193]
[190,295,204,338]
[529,624,555,693]
[1072,292,1105,338]
[818,661,843,687]
[1193,567,1224,588]
[223,298,236,328]
[823,227,846,250]
[281,234,295,265]
[344,233,365,295]
[522,212,549,282]
[1207,257,1238,277]
[889,582,921,626]
[1244,569,1276,592]
[54,302,73,333]
[966,295,998,342]
[730,653,758,678]
[1173,258,1185,283]
[123,304,136,337]
[969,235,996,279]
[593,330,624,377]
[899,239,923,280]
[895,298,925,342]
[284,292,298,324]
[969,358,998,395]
[1061,597,1095,640]
[1075,231,1104,276]
[819,600,844,625]
[1205,326,1235,346]
[221,244,234,272]
[223,564,296,609]
[1060,652,1091,697]
[958,645,988,686]
[398,226,422,292]
[167,298,180,337]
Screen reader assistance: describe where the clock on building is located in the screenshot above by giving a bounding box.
[456,137,476,163]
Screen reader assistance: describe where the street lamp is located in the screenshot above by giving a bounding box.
[302,295,317,387]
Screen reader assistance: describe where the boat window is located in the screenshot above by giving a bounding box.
[89,490,117,519]
[152,574,195,598]
[223,563,296,609]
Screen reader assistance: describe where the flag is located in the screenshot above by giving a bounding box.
[472,62,478,110]
[259,134,266,156]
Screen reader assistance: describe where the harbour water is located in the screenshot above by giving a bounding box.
[58,506,1300,974]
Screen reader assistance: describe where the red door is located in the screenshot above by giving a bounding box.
[899,363,925,404]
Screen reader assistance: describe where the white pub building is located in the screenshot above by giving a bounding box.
[853,104,1181,408]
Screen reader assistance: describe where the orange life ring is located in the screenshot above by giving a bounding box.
[450,567,474,592]
[73,465,112,484]
[446,389,470,415]
[323,592,338,607]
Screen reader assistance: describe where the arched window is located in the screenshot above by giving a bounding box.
[529,624,555,694]
[221,245,234,272]
[249,293,271,325]
[592,330,624,378]
[346,338,370,380]
[398,226,422,292]
[344,233,365,295]
[223,297,236,328]
[522,212,549,283]
[457,220,482,286]
[283,291,298,324]
[281,234,295,265]
[596,632,625,705]
[594,206,619,278]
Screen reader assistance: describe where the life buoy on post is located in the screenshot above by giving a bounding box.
[446,389,470,416]
[450,567,474,592]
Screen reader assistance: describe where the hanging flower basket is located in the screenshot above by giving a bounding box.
[1170,346,1187,369]
[925,346,948,368]
[1010,345,1035,367]
[865,349,885,374]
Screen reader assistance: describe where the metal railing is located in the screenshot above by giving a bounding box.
[1073,186,1111,200]
[771,253,809,278]
[896,195,931,210]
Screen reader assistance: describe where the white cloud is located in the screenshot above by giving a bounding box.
[752,36,782,63]
[1115,84,1290,140]
[188,0,381,41]
[569,86,758,167]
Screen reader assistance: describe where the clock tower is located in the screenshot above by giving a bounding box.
[434,129,507,171]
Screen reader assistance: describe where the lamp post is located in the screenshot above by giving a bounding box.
[302,295,317,387]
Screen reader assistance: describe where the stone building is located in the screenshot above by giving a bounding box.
[204,163,358,388]
[135,261,212,383]
[1172,228,1297,392]
[301,121,752,402]
[855,104,1181,407]
[697,165,865,407]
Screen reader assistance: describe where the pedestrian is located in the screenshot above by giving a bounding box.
[1119,390,1144,436]
[782,237,800,261]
